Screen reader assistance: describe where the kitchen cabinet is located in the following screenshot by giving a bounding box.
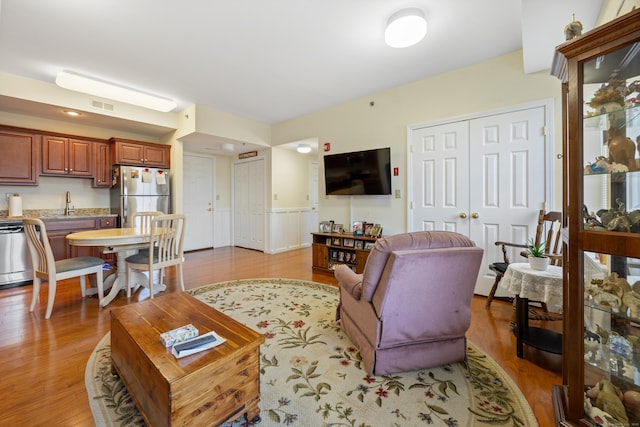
[41,135,93,177]
[551,10,640,425]
[110,137,170,168]
[43,217,116,264]
[0,127,39,185]
[311,232,377,274]
[93,141,112,188]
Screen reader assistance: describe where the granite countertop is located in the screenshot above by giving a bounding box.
[0,208,117,224]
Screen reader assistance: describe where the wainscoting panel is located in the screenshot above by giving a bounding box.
[213,208,232,248]
[266,208,316,254]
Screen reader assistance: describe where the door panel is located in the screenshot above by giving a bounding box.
[411,121,470,234]
[469,107,546,296]
[233,159,265,251]
[183,155,214,251]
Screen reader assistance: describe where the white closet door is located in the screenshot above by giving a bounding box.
[233,158,265,251]
[469,107,547,296]
[410,106,547,296]
[410,120,470,233]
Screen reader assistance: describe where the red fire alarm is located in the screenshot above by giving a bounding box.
[393,167,399,176]
[323,142,331,152]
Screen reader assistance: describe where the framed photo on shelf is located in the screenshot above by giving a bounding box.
[352,221,363,235]
[338,251,345,262]
[330,249,339,260]
[319,221,333,233]
[343,238,355,247]
[364,242,375,251]
[363,222,373,236]
[332,223,344,234]
[369,224,383,238]
[332,237,341,246]
[355,240,364,250]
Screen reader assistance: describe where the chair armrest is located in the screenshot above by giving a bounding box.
[494,241,527,249]
[335,265,363,299]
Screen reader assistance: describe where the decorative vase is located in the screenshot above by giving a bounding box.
[529,256,550,271]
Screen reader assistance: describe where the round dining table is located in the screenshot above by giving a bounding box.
[66,228,164,307]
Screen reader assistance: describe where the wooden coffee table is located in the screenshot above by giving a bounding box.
[110,292,265,427]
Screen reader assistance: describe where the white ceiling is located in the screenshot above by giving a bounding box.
[0,0,607,136]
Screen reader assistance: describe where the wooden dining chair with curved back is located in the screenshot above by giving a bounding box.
[130,211,164,233]
[485,209,563,309]
[125,213,186,299]
[23,218,105,319]
[127,211,164,268]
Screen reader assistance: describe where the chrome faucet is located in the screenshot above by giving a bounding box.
[64,191,75,216]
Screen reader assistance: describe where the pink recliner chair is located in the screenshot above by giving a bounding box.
[335,231,484,375]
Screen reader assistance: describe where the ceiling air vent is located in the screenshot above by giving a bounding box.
[91,100,114,111]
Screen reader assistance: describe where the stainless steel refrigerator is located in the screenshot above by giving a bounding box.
[110,165,171,227]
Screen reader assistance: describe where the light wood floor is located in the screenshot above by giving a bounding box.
[0,246,562,426]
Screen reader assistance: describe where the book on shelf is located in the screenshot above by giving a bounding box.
[172,331,226,358]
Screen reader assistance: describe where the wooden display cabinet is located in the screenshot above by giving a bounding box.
[551,10,640,425]
[311,232,377,274]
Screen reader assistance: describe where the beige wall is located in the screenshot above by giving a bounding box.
[1,49,564,232]
[272,50,563,234]
[271,146,311,209]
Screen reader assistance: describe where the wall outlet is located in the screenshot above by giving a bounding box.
[395,189,401,198]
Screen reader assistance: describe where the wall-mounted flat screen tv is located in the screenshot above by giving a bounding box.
[323,147,391,195]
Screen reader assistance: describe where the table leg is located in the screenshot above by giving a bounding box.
[99,248,131,307]
[515,295,528,358]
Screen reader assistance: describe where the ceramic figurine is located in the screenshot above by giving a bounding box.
[587,379,629,427]
[564,14,583,40]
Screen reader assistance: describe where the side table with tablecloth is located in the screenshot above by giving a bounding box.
[500,262,563,358]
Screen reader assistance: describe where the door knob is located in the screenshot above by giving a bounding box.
[459,212,467,219]
[471,212,479,219]
[208,208,212,211]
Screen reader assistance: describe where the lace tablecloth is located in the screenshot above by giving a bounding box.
[500,262,563,314]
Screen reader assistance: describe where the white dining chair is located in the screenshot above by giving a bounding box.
[23,218,105,319]
[125,213,185,298]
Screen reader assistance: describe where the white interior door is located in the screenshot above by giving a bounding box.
[410,121,470,233]
[468,107,547,296]
[183,155,214,251]
[233,158,265,251]
[410,105,548,297]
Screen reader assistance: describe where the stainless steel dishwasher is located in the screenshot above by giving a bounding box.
[0,221,33,289]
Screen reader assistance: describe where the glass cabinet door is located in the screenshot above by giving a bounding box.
[579,39,640,426]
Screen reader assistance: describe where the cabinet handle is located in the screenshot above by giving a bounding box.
[471,212,479,219]
[459,212,467,219]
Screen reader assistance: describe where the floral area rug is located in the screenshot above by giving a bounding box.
[85,278,538,426]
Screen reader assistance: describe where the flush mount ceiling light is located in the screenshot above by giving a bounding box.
[55,70,177,112]
[64,110,81,117]
[221,143,235,152]
[384,8,427,48]
[297,143,312,154]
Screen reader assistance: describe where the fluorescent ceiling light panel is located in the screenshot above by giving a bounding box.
[56,70,176,112]
[385,8,427,48]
